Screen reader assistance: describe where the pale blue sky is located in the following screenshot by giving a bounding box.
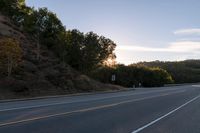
[26,0,200,64]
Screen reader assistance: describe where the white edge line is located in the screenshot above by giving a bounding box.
[192,85,200,87]
[131,95,200,133]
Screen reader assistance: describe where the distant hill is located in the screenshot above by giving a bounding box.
[0,14,122,100]
[137,60,200,83]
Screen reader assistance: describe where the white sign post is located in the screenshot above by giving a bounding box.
[111,74,116,82]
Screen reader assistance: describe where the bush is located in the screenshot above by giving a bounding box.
[90,65,173,87]
[0,37,22,77]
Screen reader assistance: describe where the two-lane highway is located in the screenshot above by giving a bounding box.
[0,85,200,133]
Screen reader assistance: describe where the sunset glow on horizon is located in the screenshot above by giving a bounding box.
[27,0,200,64]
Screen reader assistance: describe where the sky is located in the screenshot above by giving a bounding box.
[26,0,200,65]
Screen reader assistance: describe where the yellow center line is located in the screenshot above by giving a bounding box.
[0,90,185,127]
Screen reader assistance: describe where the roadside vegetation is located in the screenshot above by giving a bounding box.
[137,60,200,84]
[90,65,173,87]
[0,0,175,92]
[0,37,22,77]
[0,0,117,73]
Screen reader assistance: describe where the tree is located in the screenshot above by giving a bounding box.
[0,0,30,25]
[90,64,173,87]
[53,31,68,65]
[0,37,22,77]
[35,8,65,48]
[65,29,84,70]
[81,32,100,72]
[0,0,25,16]
[23,8,66,60]
[99,36,116,67]
[65,31,117,73]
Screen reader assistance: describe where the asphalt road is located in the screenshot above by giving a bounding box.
[0,85,200,133]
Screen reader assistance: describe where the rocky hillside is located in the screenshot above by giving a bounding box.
[0,14,122,100]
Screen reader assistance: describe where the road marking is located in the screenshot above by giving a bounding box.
[192,85,200,87]
[0,91,185,127]
[131,94,200,133]
[0,88,186,112]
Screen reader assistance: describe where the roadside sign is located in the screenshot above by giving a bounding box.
[111,74,116,81]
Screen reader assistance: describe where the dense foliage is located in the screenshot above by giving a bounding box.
[65,30,116,73]
[0,0,175,87]
[0,1,117,73]
[137,60,200,84]
[0,0,25,16]
[90,65,173,87]
[0,37,22,77]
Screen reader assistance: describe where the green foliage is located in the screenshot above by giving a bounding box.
[65,30,116,73]
[0,0,24,16]
[36,8,65,48]
[137,60,200,83]
[23,8,65,46]
[0,0,32,26]
[90,66,115,83]
[1,1,174,87]
[1,1,116,73]
[65,30,84,70]
[21,6,117,72]
[0,37,22,77]
[141,67,173,87]
[90,65,173,87]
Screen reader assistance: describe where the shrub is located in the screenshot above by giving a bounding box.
[0,37,22,77]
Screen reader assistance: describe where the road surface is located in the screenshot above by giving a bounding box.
[0,85,200,133]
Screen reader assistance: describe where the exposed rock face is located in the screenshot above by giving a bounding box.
[0,14,122,100]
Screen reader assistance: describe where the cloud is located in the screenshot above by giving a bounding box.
[117,28,200,64]
[169,41,200,52]
[116,45,169,52]
[174,28,200,36]
[116,41,200,53]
